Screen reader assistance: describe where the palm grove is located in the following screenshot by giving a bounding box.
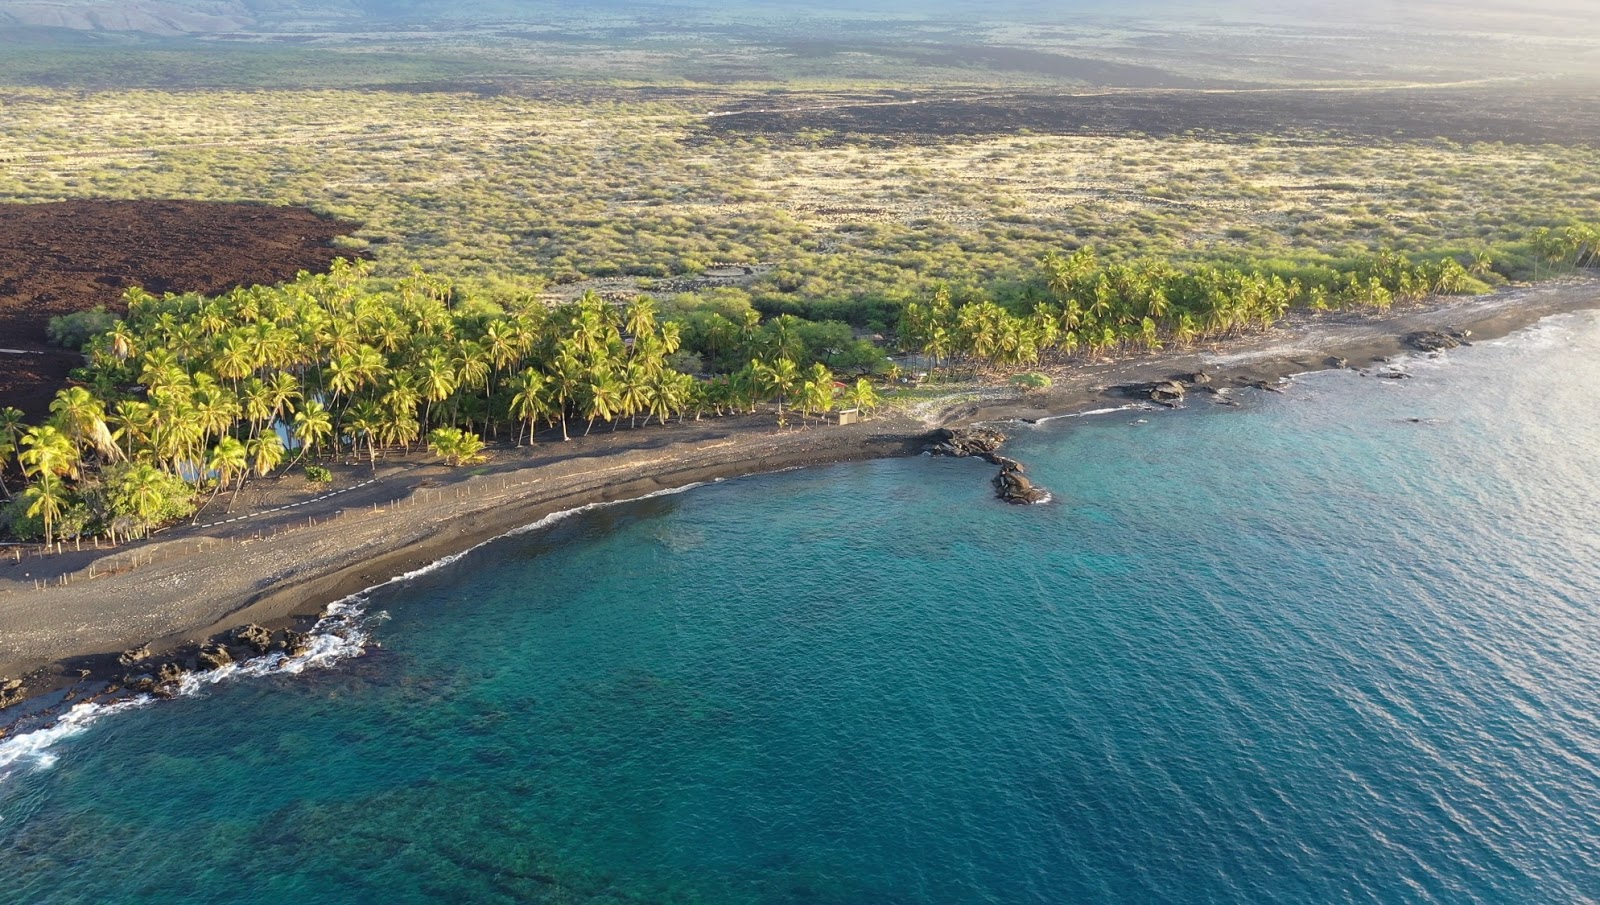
[4,223,1599,547]
[0,259,882,546]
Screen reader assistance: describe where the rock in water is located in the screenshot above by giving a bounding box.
[282,629,314,658]
[1148,380,1187,402]
[1403,331,1469,353]
[0,678,25,709]
[231,623,274,655]
[152,662,188,697]
[926,427,1008,459]
[994,462,1050,504]
[197,643,234,671]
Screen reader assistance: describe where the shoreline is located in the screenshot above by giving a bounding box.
[2,276,1597,725]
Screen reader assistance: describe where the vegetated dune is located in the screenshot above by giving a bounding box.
[0,199,356,417]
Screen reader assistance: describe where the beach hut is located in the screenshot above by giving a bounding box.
[837,408,861,426]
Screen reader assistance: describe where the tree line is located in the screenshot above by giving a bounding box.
[896,246,1496,372]
[4,224,1597,546]
[1,260,879,546]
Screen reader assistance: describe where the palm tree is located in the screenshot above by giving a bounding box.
[427,427,486,466]
[618,360,651,428]
[267,372,302,427]
[109,321,138,362]
[213,333,255,389]
[843,378,880,414]
[754,357,800,423]
[419,350,458,429]
[509,368,552,445]
[22,472,68,547]
[345,401,386,472]
[548,349,585,441]
[0,406,26,494]
[115,463,171,539]
[583,370,622,436]
[49,387,122,462]
[287,400,334,469]
[798,363,835,422]
[195,437,248,522]
[239,377,274,439]
[19,424,80,480]
[238,434,285,508]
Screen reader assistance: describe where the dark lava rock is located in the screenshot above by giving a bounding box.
[1148,379,1187,402]
[994,462,1050,505]
[231,623,274,655]
[1326,356,1348,368]
[1377,371,1413,380]
[118,644,151,666]
[281,629,314,658]
[926,427,1008,460]
[1403,330,1470,353]
[197,643,234,671]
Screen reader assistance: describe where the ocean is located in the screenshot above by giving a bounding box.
[3,310,1599,904]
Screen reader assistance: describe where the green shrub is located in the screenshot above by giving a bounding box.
[304,465,333,484]
[46,307,118,350]
[2,495,42,541]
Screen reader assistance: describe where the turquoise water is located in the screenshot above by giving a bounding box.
[4,311,1600,903]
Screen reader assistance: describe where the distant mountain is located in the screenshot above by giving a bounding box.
[1,0,1594,39]
[0,1,1135,35]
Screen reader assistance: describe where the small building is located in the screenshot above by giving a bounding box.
[837,408,861,426]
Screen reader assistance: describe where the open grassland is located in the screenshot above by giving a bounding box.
[1,84,1597,313]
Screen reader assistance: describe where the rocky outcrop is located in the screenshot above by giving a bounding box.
[926,427,1007,459]
[1404,330,1471,353]
[1147,379,1187,402]
[197,643,234,671]
[994,461,1049,505]
[1117,372,1221,406]
[1,678,25,709]
[280,630,314,658]
[927,428,1052,504]
[231,623,274,655]
[118,644,151,666]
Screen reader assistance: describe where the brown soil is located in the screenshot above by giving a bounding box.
[700,83,1600,147]
[0,199,359,419]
